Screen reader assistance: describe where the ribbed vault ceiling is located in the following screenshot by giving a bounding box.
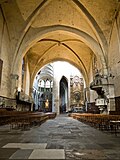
[1,0,119,85]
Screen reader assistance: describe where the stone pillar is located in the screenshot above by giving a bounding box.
[84,88,87,111]
[22,57,27,92]
[50,80,52,92]
[17,62,22,92]
[44,80,46,92]
[85,87,90,102]
[107,84,115,113]
[84,87,90,111]
[52,79,59,114]
[31,103,33,111]
[101,76,116,113]
[66,77,70,111]
[10,73,19,97]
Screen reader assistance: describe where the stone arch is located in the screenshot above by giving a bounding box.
[12,25,108,85]
[72,0,108,55]
[12,0,108,72]
[30,58,88,95]
[13,26,107,70]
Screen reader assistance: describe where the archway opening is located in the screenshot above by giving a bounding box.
[32,64,53,112]
[32,61,86,114]
[59,76,68,114]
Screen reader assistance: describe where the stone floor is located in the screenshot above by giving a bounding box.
[0,114,120,159]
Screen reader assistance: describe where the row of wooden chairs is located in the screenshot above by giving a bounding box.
[9,114,48,130]
[15,113,56,130]
[69,113,120,134]
[0,111,56,130]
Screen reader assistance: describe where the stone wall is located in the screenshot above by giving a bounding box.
[0,10,12,98]
[109,12,120,97]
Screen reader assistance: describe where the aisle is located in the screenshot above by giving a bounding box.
[0,114,120,159]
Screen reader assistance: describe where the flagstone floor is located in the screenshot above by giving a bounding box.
[0,114,120,159]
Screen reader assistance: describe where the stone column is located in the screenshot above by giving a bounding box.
[66,78,70,112]
[10,73,19,97]
[84,88,87,111]
[22,57,27,93]
[17,62,22,92]
[50,80,52,92]
[52,79,59,114]
[107,84,115,113]
[102,76,116,113]
[44,80,46,92]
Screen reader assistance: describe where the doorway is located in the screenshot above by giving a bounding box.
[59,76,68,113]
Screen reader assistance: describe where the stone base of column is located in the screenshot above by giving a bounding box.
[53,100,59,115]
[107,98,116,114]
